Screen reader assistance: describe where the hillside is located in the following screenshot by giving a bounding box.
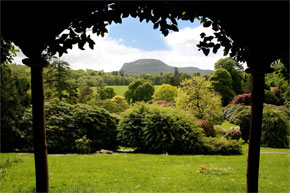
[119,59,213,75]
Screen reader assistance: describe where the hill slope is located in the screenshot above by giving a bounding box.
[119,59,213,75]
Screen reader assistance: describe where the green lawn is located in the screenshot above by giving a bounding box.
[106,85,129,96]
[92,85,161,97]
[216,120,239,130]
[1,145,289,192]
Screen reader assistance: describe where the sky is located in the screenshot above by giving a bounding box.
[14,17,230,72]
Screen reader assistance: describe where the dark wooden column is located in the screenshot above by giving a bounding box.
[23,57,50,193]
[245,67,273,193]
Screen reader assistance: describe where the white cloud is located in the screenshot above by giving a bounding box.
[14,25,228,72]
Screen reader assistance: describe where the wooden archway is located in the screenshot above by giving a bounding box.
[1,1,289,192]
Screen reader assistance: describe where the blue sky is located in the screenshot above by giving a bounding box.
[15,17,228,72]
[107,17,200,51]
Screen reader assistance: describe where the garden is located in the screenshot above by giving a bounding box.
[1,57,290,192]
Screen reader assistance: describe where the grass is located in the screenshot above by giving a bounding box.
[217,120,238,130]
[1,145,289,192]
[91,85,161,97]
[106,85,129,96]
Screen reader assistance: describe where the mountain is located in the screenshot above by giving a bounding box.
[119,59,213,75]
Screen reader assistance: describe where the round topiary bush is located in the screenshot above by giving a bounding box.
[20,99,119,153]
[117,103,205,154]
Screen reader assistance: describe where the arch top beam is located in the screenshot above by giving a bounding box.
[2,1,289,67]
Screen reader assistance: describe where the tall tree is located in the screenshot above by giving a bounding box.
[79,86,94,103]
[175,76,222,127]
[214,58,244,94]
[124,79,155,104]
[170,67,180,86]
[44,57,77,102]
[209,68,235,106]
[1,64,30,151]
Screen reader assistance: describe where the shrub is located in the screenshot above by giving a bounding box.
[264,90,282,105]
[223,105,251,142]
[79,86,94,103]
[230,93,251,105]
[197,119,215,137]
[202,137,242,155]
[118,103,243,155]
[223,104,290,147]
[264,83,270,90]
[97,96,129,114]
[20,100,119,153]
[153,84,178,103]
[225,127,241,140]
[231,91,283,106]
[75,135,92,154]
[261,105,289,148]
[273,88,281,97]
[117,103,205,154]
[278,104,290,117]
[147,99,174,107]
[214,126,226,137]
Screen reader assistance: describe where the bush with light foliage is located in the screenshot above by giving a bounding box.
[153,84,178,103]
[97,95,129,114]
[202,137,242,155]
[175,76,222,128]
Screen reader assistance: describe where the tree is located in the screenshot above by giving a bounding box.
[170,67,180,86]
[1,64,31,152]
[79,86,94,103]
[119,70,124,76]
[214,58,244,94]
[0,38,19,66]
[98,87,116,100]
[124,79,155,104]
[209,68,235,106]
[45,58,77,101]
[153,84,178,103]
[175,76,222,127]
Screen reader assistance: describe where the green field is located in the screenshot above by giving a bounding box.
[1,145,289,192]
[92,85,161,97]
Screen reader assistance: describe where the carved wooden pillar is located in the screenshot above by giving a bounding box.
[23,57,49,193]
[245,67,273,193]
